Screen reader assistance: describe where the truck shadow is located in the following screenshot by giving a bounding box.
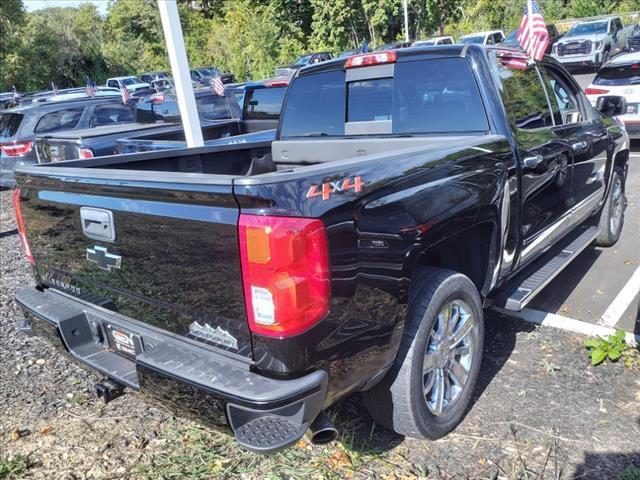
[573,451,640,479]
[327,312,535,455]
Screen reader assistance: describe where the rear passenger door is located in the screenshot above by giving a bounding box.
[538,63,609,228]
[491,53,574,264]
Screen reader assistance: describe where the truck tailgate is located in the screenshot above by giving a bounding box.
[15,169,252,358]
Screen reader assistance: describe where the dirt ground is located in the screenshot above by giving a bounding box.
[1,188,639,480]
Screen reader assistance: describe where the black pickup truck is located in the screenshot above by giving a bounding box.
[12,46,629,454]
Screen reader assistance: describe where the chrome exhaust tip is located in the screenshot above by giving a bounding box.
[307,411,338,445]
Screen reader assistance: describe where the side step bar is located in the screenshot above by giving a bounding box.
[493,225,600,311]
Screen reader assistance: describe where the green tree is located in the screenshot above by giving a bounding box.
[0,0,25,90]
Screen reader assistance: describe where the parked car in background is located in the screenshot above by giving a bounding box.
[339,49,359,58]
[0,95,130,187]
[375,41,412,51]
[458,30,505,45]
[551,16,629,70]
[105,76,151,93]
[584,51,640,138]
[626,24,640,52]
[412,36,454,47]
[118,78,288,154]
[12,45,628,455]
[274,52,332,77]
[138,71,169,84]
[134,87,241,124]
[501,25,559,54]
[190,67,235,86]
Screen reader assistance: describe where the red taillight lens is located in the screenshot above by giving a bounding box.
[11,187,35,265]
[584,87,610,95]
[150,93,165,104]
[264,80,289,87]
[345,51,397,69]
[238,214,330,337]
[77,147,94,159]
[1,141,33,157]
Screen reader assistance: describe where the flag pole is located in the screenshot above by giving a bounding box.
[403,0,410,43]
[157,0,204,148]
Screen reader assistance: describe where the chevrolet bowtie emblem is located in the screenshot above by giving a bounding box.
[86,246,122,271]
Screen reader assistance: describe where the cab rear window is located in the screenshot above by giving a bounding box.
[280,57,489,138]
[242,87,287,120]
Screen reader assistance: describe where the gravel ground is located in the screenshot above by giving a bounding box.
[1,188,639,480]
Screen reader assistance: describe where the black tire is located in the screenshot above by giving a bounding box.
[362,268,484,439]
[594,166,626,247]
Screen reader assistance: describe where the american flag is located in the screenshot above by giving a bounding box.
[85,77,96,97]
[517,0,549,62]
[120,86,132,104]
[211,75,224,96]
[51,82,58,95]
[497,50,529,71]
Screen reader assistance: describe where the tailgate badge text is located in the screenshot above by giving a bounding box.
[86,246,122,272]
[189,322,238,350]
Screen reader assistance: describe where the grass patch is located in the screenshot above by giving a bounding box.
[618,464,640,480]
[0,455,31,480]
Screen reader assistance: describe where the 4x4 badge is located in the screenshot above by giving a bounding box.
[86,246,122,271]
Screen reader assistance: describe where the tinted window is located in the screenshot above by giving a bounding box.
[594,64,640,86]
[459,35,484,45]
[348,79,392,122]
[540,65,583,125]
[0,113,24,138]
[91,103,134,126]
[281,59,488,138]
[196,95,231,120]
[35,107,84,133]
[107,80,118,88]
[393,58,488,133]
[242,87,287,120]
[442,38,453,44]
[491,53,553,129]
[280,70,346,137]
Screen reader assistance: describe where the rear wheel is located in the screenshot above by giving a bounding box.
[594,166,626,247]
[362,268,484,439]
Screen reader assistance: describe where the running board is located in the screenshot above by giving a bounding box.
[493,225,600,311]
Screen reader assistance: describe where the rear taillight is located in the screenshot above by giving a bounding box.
[77,147,94,159]
[345,51,397,69]
[1,141,33,157]
[150,93,165,104]
[264,79,289,87]
[238,214,330,337]
[584,87,609,95]
[11,187,35,265]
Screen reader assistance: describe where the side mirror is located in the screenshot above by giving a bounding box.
[596,95,627,117]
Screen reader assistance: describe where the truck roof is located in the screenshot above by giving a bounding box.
[37,122,172,140]
[297,44,491,77]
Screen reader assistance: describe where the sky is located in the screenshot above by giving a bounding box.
[24,0,110,16]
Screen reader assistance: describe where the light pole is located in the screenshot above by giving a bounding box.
[403,0,409,43]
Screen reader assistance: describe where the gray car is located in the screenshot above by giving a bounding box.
[0,93,131,188]
[552,16,629,70]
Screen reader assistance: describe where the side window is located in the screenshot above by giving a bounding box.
[486,35,495,45]
[494,33,504,43]
[35,107,84,133]
[107,80,118,88]
[443,38,453,45]
[491,52,554,130]
[91,104,134,126]
[613,19,623,33]
[539,66,583,125]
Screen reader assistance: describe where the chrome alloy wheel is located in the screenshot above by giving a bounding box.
[423,300,476,416]
[610,175,624,236]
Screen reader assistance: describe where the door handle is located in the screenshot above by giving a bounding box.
[523,154,544,169]
[572,141,588,152]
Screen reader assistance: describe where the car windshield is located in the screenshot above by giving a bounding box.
[504,29,519,42]
[121,77,142,86]
[458,35,484,45]
[291,54,313,67]
[565,21,608,37]
[594,63,640,86]
[195,94,231,120]
[415,40,435,46]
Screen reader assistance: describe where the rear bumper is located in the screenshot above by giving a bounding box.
[15,286,327,453]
